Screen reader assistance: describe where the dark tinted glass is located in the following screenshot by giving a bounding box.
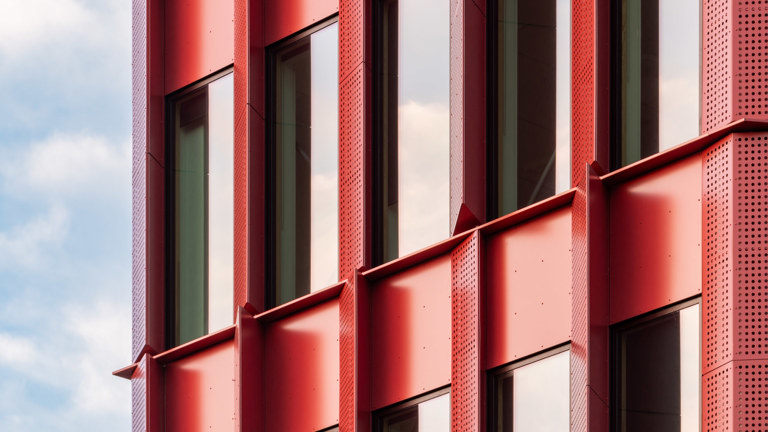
[376,392,450,431]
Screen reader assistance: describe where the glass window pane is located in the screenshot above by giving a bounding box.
[378,391,450,432]
[377,0,449,261]
[497,0,570,216]
[273,22,339,307]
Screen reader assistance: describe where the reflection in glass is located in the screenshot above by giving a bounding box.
[378,392,450,432]
[170,72,234,347]
[376,0,449,262]
[496,0,571,216]
[617,0,699,167]
[493,350,570,431]
[273,23,339,307]
[615,303,700,432]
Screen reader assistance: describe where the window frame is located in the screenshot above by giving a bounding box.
[610,296,701,432]
[373,386,451,432]
[265,15,340,310]
[486,343,571,432]
[164,67,234,349]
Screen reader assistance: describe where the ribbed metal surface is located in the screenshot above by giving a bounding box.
[703,0,733,132]
[450,232,483,431]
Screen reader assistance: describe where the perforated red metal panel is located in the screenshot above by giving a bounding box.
[131,355,163,432]
[735,3,768,121]
[735,361,768,430]
[570,186,588,432]
[704,363,733,432]
[704,136,734,374]
[339,281,356,432]
[571,0,596,188]
[450,232,484,431]
[703,0,733,132]
[339,272,372,432]
[131,356,147,432]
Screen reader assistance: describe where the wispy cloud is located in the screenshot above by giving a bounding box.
[0,204,68,269]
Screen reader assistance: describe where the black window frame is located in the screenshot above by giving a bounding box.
[610,297,701,432]
[487,343,571,432]
[373,386,451,432]
[265,15,340,310]
[165,67,234,349]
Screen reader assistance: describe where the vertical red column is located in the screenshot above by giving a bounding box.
[132,0,165,363]
[339,272,371,432]
[450,232,485,432]
[131,355,164,432]
[703,132,768,431]
[449,0,486,234]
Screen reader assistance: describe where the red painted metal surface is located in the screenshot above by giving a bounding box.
[449,0,486,234]
[702,0,732,132]
[339,272,372,432]
[164,0,234,93]
[370,254,452,410]
[165,340,236,432]
[610,155,703,324]
[235,307,262,432]
[131,355,163,432]
[264,299,340,431]
[486,207,572,368]
[450,232,485,431]
[265,0,339,46]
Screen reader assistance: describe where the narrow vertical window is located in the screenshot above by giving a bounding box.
[375,390,450,432]
[268,20,339,308]
[613,302,701,432]
[613,0,700,168]
[168,71,234,347]
[492,0,571,217]
[374,0,450,263]
[489,348,570,431]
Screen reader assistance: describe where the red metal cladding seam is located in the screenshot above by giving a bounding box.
[702,0,733,133]
[450,231,484,432]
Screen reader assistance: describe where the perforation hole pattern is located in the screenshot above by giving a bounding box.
[451,232,480,431]
[449,0,464,232]
[131,357,147,432]
[571,0,595,188]
[132,0,148,363]
[736,362,768,431]
[338,281,355,431]
[704,364,733,432]
[704,0,733,132]
[233,0,248,312]
[736,1,768,120]
[734,134,768,360]
[570,190,588,432]
[704,137,734,372]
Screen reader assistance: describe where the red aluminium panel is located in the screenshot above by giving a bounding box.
[165,340,236,432]
[131,355,163,432]
[486,207,572,368]
[265,0,339,46]
[370,255,452,409]
[609,155,703,324]
[164,0,234,93]
[339,273,372,432]
[265,299,340,431]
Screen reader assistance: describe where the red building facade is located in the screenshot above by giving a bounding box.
[117,0,768,430]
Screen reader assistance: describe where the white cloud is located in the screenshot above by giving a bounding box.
[0,204,69,269]
[0,133,130,200]
[0,333,36,363]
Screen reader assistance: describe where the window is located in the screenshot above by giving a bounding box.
[374,389,450,432]
[612,301,700,432]
[167,70,234,347]
[611,0,700,169]
[374,0,450,263]
[267,20,339,308]
[488,347,570,431]
[490,0,571,217]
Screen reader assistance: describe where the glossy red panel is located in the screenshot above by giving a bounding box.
[165,340,235,432]
[265,299,340,431]
[370,255,452,409]
[486,207,572,368]
[265,0,339,46]
[609,155,702,323]
[165,0,234,93]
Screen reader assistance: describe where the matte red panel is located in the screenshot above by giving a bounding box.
[265,0,339,46]
[610,155,703,323]
[486,207,572,368]
[370,255,452,409]
[165,0,234,93]
[165,340,236,432]
[235,308,263,432]
[265,299,340,431]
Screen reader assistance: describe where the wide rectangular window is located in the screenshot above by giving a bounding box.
[488,347,570,431]
[267,20,339,308]
[374,389,450,432]
[612,301,700,432]
[374,0,450,263]
[612,0,700,168]
[167,71,234,348]
[491,0,571,217]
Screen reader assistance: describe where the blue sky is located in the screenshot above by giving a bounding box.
[0,0,131,430]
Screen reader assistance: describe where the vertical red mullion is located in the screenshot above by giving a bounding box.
[450,231,485,432]
[235,306,264,431]
[340,271,371,432]
[449,0,486,235]
[131,354,164,432]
